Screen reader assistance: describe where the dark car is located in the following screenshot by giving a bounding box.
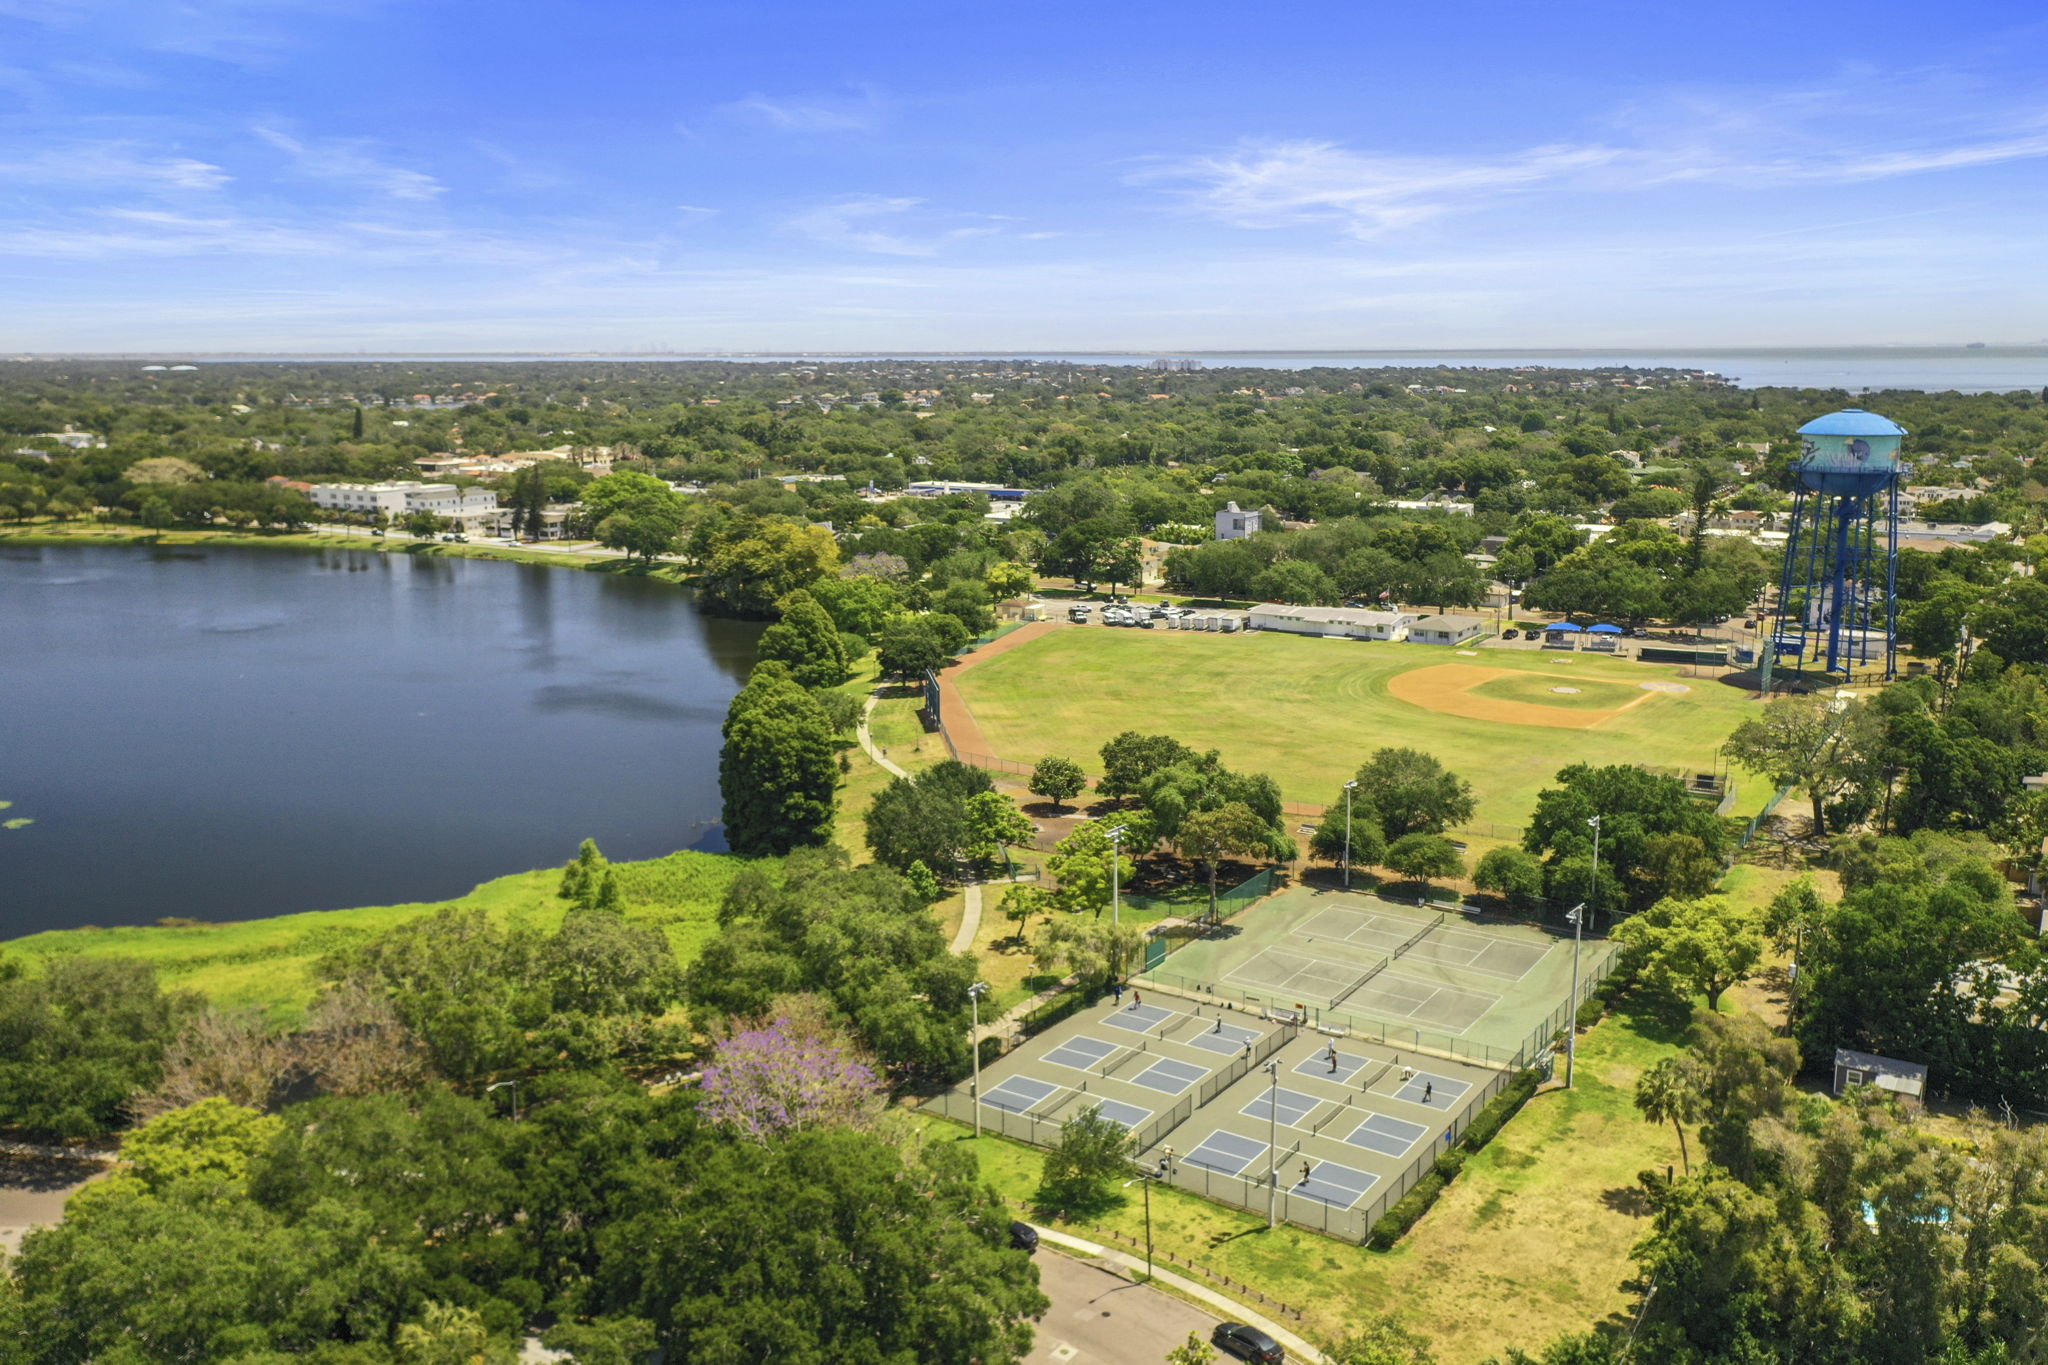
[1213,1322,1284,1363]
[1008,1221,1039,1253]
[1501,628,1519,639]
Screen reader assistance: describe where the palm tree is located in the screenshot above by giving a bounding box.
[1634,1056,1706,1175]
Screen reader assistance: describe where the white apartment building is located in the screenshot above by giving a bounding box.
[1215,501,1262,539]
[309,481,500,522]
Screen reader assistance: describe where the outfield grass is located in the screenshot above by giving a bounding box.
[3,849,753,1022]
[954,630,1768,830]
[923,992,1688,1363]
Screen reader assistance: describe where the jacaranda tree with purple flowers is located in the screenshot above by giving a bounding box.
[700,1013,883,1143]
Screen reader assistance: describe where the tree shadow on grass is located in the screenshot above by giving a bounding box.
[1600,1183,1654,1218]
[1606,987,1693,1049]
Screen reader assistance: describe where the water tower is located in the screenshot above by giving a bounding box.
[1764,408,1905,688]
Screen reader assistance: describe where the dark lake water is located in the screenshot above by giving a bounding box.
[1,544,760,934]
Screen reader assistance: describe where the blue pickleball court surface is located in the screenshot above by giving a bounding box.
[1187,1020,1263,1055]
[1292,1049,1375,1083]
[1129,1056,1208,1095]
[1240,1086,1319,1128]
[1182,1130,1267,1177]
[1392,1071,1471,1108]
[1342,1112,1429,1157]
[1042,1035,1119,1072]
[1104,1001,1178,1034]
[980,1075,1061,1114]
[1291,1159,1377,1210]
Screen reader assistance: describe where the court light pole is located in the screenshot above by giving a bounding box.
[1342,779,1358,890]
[1262,1060,1279,1228]
[1586,814,1602,930]
[1564,904,1584,1089]
[1108,825,1128,931]
[968,981,989,1136]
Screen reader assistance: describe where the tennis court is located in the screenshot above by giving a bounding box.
[927,991,1512,1242]
[1138,885,1611,1065]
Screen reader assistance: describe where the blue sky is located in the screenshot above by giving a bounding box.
[4,0,2048,351]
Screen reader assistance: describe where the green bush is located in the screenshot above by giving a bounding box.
[1020,985,1093,1038]
[977,1035,1005,1068]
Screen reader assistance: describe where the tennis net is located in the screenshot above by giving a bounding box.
[1328,915,1447,1008]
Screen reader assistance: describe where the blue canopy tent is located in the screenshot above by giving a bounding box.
[1587,623,1623,634]
[1545,622,1583,632]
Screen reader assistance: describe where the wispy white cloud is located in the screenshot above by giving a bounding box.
[1148,77,2048,237]
[0,142,229,190]
[1137,139,1620,236]
[722,87,887,134]
[784,195,1002,256]
[253,121,443,200]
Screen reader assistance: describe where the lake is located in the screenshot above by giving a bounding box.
[1,544,760,934]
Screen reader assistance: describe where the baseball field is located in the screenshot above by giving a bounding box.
[951,627,1768,830]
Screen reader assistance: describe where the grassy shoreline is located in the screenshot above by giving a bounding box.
[5,849,755,1022]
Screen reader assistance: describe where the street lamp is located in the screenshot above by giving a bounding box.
[968,981,990,1137]
[486,1079,519,1120]
[1586,814,1602,931]
[1564,904,1584,1089]
[1342,779,1358,891]
[1122,1149,1175,1279]
[1262,1061,1279,1228]
[1108,826,1128,931]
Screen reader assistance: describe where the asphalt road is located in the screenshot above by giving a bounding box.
[1028,1248,1223,1365]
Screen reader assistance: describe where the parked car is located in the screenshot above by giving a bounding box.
[1502,628,1519,639]
[1630,626,1650,638]
[1213,1323,1284,1363]
[1008,1221,1039,1253]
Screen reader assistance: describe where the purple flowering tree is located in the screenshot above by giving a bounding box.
[699,1016,884,1143]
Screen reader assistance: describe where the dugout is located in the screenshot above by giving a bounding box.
[1639,645,1729,667]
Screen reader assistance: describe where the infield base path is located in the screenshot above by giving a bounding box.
[1386,663,1658,729]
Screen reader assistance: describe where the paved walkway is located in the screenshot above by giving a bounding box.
[952,881,984,954]
[857,694,909,779]
[1031,1225,1328,1364]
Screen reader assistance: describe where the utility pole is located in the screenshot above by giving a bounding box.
[968,981,989,1137]
[1342,779,1358,891]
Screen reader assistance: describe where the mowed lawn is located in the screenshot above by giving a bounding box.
[954,630,1768,830]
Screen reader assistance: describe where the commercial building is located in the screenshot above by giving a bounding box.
[1408,614,1489,645]
[1246,604,1419,640]
[308,481,500,529]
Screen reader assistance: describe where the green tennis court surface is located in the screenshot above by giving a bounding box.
[1138,884,1614,1066]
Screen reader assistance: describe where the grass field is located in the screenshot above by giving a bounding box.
[953,630,1767,830]
[2,848,753,1021]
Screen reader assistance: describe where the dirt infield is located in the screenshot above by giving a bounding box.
[932,619,1063,758]
[1386,663,1661,729]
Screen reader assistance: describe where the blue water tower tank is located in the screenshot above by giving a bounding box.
[1793,408,1906,498]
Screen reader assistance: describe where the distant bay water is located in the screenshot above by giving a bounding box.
[163,347,2048,395]
[1,544,759,933]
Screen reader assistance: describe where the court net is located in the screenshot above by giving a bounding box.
[1103,1041,1150,1077]
[1328,913,1448,1008]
